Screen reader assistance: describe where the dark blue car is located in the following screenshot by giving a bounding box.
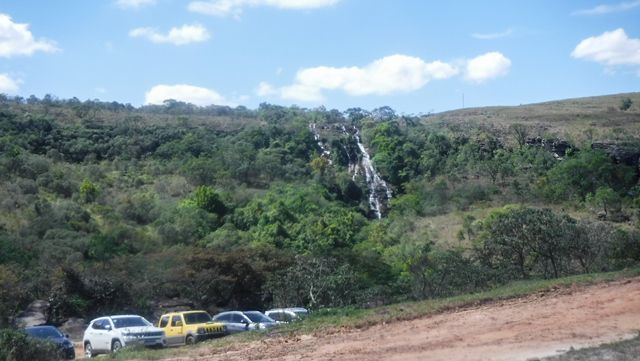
[24,325,75,359]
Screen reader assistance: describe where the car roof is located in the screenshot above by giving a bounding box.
[267,307,308,312]
[24,325,58,330]
[215,311,242,315]
[161,310,208,316]
[91,315,143,322]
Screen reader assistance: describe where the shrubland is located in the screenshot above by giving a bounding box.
[0,93,639,328]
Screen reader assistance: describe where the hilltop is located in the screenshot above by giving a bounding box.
[423,92,640,144]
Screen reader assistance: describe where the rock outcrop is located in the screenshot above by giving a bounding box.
[13,300,49,328]
[150,298,195,321]
[59,317,86,341]
[526,137,572,158]
[591,142,640,168]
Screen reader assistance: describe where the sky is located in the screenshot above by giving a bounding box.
[0,0,639,114]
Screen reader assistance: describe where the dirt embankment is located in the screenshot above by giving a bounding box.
[160,278,640,361]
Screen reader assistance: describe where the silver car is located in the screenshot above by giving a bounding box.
[211,311,277,334]
[265,307,309,323]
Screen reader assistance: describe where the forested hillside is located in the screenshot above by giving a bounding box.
[1,93,640,327]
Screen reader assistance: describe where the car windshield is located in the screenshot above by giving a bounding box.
[293,310,309,317]
[112,316,151,328]
[184,312,212,324]
[244,312,274,323]
[25,327,63,339]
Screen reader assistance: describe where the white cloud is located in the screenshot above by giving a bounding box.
[256,54,459,102]
[471,28,514,40]
[465,52,511,83]
[0,14,58,58]
[145,84,232,106]
[572,0,640,15]
[130,24,210,45]
[0,74,20,94]
[281,84,325,102]
[115,0,157,9]
[256,81,277,97]
[572,28,640,67]
[188,0,340,17]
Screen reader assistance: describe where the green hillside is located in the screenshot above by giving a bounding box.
[0,93,639,328]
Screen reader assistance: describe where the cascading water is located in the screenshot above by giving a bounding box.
[351,127,392,219]
[309,123,332,164]
[310,122,392,219]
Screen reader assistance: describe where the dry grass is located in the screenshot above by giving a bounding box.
[423,92,640,146]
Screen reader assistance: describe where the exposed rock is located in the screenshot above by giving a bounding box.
[13,300,49,328]
[150,298,195,321]
[58,317,86,341]
[526,137,572,158]
[591,142,640,168]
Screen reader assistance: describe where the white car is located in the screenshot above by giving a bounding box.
[265,307,309,323]
[83,315,165,358]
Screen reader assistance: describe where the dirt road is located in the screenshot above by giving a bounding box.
[162,278,640,361]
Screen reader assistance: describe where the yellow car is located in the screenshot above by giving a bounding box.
[157,311,227,346]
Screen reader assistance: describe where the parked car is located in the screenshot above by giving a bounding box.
[211,311,277,333]
[83,315,165,358]
[157,310,227,346]
[265,307,309,323]
[24,325,75,360]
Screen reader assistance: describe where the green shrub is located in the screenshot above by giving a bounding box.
[0,329,63,361]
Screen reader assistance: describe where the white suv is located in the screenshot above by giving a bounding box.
[83,315,165,358]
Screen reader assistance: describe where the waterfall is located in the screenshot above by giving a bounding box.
[309,123,332,164]
[311,122,392,219]
[351,127,392,219]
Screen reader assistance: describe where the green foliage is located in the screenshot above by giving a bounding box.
[620,97,632,111]
[267,256,361,309]
[404,247,486,299]
[0,329,63,361]
[183,185,228,216]
[540,150,637,202]
[475,206,576,279]
[0,95,639,328]
[585,186,622,219]
[474,206,629,280]
[79,179,98,203]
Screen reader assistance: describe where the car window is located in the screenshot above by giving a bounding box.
[92,320,104,330]
[112,317,150,328]
[184,312,211,324]
[159,316,169,328]
[230,314,246,323]
[244,312,273,323]
[215,314,230,322]
[25,327,63,339]
[269,312,282,321]
[171,315,182,327]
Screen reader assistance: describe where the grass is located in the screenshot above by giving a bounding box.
[543,333,640,361]
[103,267,640,361]
[424,92,640,146]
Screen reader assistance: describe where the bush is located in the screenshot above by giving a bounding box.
[540,150,637,202]
[0,329,63,361]
[620,97,632,111]
[475,206,577,279]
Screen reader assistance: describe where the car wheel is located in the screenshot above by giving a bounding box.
[84,342,95,358]
[185,335,195,345]
[111,340,122,353]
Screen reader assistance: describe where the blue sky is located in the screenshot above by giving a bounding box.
[0,0,639,113]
